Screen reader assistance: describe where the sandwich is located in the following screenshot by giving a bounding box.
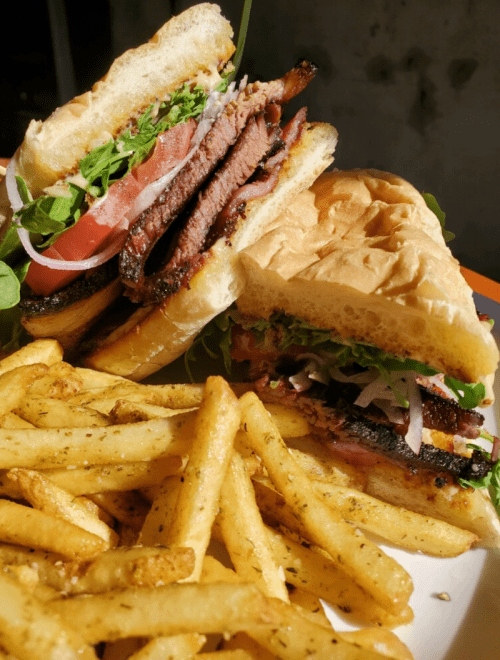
[192,168,500,546]
[0,3,338,379]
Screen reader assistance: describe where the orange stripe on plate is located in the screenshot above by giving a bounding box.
[461,267,500,304]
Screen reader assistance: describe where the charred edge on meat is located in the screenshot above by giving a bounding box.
[253,379,491,482]
[19,258,120,316]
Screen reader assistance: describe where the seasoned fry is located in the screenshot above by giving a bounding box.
[0,412,35,429]
[0,568,98,660]
[27,361,84,400]
[217,450,288,601]
[264,523,413,628]
[49,582,279,643]
[164,377,241,579]
[6,468,118,547]
[70,381,205,411]
[262,403,310,438]
[0,414,195,469]
[339,629,414,660]
[0,339,62,377]
[37,456,185,495]
[14,396,110,428]
[88,491,150,529]
[246,598,395,660]
[0,364,48,419]
[109,399,196,423]
[0,499,108,559]
[311,479,477,556]
[139,476,182,544]
[239,392,413,615]
[126,633,205,660]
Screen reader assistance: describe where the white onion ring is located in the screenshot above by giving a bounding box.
[16,225,126,270]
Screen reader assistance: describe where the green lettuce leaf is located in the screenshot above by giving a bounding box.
[422,192,455,243]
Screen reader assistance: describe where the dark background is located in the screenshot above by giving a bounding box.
[2,0,499,283]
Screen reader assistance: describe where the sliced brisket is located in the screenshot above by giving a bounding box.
[119,61,317,304]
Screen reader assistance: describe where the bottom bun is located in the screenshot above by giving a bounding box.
[85,121,338,380]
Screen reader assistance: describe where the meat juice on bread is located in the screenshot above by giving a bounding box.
[191,169,500,546]
[0,3,338,379]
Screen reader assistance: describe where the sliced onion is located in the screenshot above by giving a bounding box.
[354,377,396,408]
[372,399,405,425]
[16,225,126,270]
[329,366,379,385]
[6,156,24,212]
[404,377,423,454]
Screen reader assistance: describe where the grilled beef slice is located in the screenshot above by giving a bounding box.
[119,61,316,304]
[253,378,492,482]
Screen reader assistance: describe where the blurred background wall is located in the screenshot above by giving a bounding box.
[2,0,499,282]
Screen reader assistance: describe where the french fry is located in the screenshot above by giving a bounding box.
[217,450,289,601]
[73,545,196,593]
[0,339,62,377]
[26,361,84,400]
[311,479,477,556]
[0,412,36,429]
[222,632,277,660]
[163,376,241,580]
[0,364,48,419]
[7,468,118,547]
[200,555,242,584]
[0,567,98,660]
[0,499,108,559]
[70,381,205,411]
[109,398,196,423]
[288,587,333,628]
[239,392,413,615]
[339,629,414,660]
[126,633,206,660]
[262,403,310,438]
[49,582,280,644]
[37,456,185,495]
[0,414,195,470]
[198,651,261,660]
[88,490,150,529]
[139,476,182,544]
[246,598,396,660]
[14,396,110,428]
[264,523,413,628]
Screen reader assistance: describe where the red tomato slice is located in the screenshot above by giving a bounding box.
[25,174,143,296]
[25,121,197,297]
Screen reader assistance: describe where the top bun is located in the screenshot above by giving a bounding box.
[16,3,235,194]
[237,169,499,385]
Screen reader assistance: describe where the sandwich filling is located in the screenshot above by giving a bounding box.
[5,61,317,354]
[188,309,500,510]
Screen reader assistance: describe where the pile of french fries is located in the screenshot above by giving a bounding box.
[0,339,479,660]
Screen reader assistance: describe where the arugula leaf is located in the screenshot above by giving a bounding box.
[459,443,500,516]
[0,262,21,309]
[17,181,85,246]
[422,192,455,243]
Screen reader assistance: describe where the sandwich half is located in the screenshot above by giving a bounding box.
[0,3,338,379]
[195,168,500,546]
